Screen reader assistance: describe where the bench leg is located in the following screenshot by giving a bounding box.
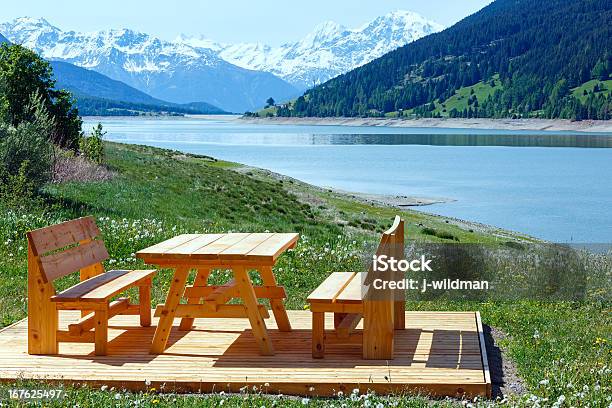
[363,300,394,360]
[139,282,151,327]
[28,244,58,355]
[312,312,325,358]
[94,308,108,356]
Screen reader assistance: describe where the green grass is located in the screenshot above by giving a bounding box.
[571,79,612,102]
[0,142,609,407]
[434,75,502,117]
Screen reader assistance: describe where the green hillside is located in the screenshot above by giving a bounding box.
[279,0,611,120]
[571,79,612,101]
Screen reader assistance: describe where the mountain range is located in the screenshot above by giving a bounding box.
[178,10,443,89]
[0,11,442,113]
[282,0,611,120]
[0,18,297,113]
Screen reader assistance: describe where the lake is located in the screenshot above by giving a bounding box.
[83,117,612,243]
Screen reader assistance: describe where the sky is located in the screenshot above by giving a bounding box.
[0,0,493,46]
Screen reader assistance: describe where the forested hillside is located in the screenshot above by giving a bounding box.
[280,0,611,120]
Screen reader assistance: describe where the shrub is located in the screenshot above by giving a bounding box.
[0,44,82,150]
[0,93,54,203]
[79,123,105,164]
[52,152,114,183]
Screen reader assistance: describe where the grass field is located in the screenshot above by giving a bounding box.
[571,79,612,102]
[0,142,609,407]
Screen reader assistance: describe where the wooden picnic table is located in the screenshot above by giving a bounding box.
[136,232,299,355]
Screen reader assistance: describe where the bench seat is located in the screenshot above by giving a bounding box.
[307,272,363,304]
[52,269,156,303]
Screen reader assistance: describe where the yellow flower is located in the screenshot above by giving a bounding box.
[303,304,310,310]
[152,399,159,404]
[594,337,607,345]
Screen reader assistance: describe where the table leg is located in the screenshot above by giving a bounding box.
[258,266,292,332]
[234,265,274,355]
[179,268,211,330]
[150,266,190,354]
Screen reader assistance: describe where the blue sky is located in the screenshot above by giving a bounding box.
[0,0,492,46]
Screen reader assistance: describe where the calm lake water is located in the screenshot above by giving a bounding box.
[83,117,612,243]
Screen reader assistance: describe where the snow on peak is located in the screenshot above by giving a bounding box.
[1,10,444,90]
[0,17,223,73]
[219,10,444,89]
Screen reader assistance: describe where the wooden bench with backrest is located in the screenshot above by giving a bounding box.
[307,216,405,359]
[27,216,156,356]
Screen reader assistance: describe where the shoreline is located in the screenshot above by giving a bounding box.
[232,164,536,242]
[239,116,612,133]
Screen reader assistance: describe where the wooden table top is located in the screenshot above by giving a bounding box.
[136,233,299,264]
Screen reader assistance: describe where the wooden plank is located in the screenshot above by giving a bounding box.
[335,272,363,304]
[363,298,395,360]
[52,270,156,302]
[40,239,109,282]
[27,243,58,355]
[79,258,105,317]
[150,267,190,354]
[336,313,362,338]
[56,330,95,343]
[154,304,270,319]
[190,233,251,259]
[203,280,238,311]
[79,270,156,301]
[307,272,355,303]
[79,259,104,282]
[245,233,300,262]
[475,312,492,397]
[394,219,406,330]
[27,216,100,255]
[68,298,129,335]
[4,310,487,398]
[219,233,275,260]
[136,234,201,258]
[309,302,363,314]
[184,285,287,300]
[162,234,224,258]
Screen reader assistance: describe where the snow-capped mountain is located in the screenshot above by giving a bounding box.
[0,17,298,112]
[178,10,444,89]
[0,11,443,110]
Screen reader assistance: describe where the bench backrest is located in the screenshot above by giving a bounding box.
[362,215,404,358]
[27,216,109,285]
[372,215,404,273]
[362,215,405,295]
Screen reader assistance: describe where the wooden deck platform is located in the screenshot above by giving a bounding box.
[0,311,491,397]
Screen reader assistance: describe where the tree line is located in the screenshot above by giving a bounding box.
[277,0,611,120]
